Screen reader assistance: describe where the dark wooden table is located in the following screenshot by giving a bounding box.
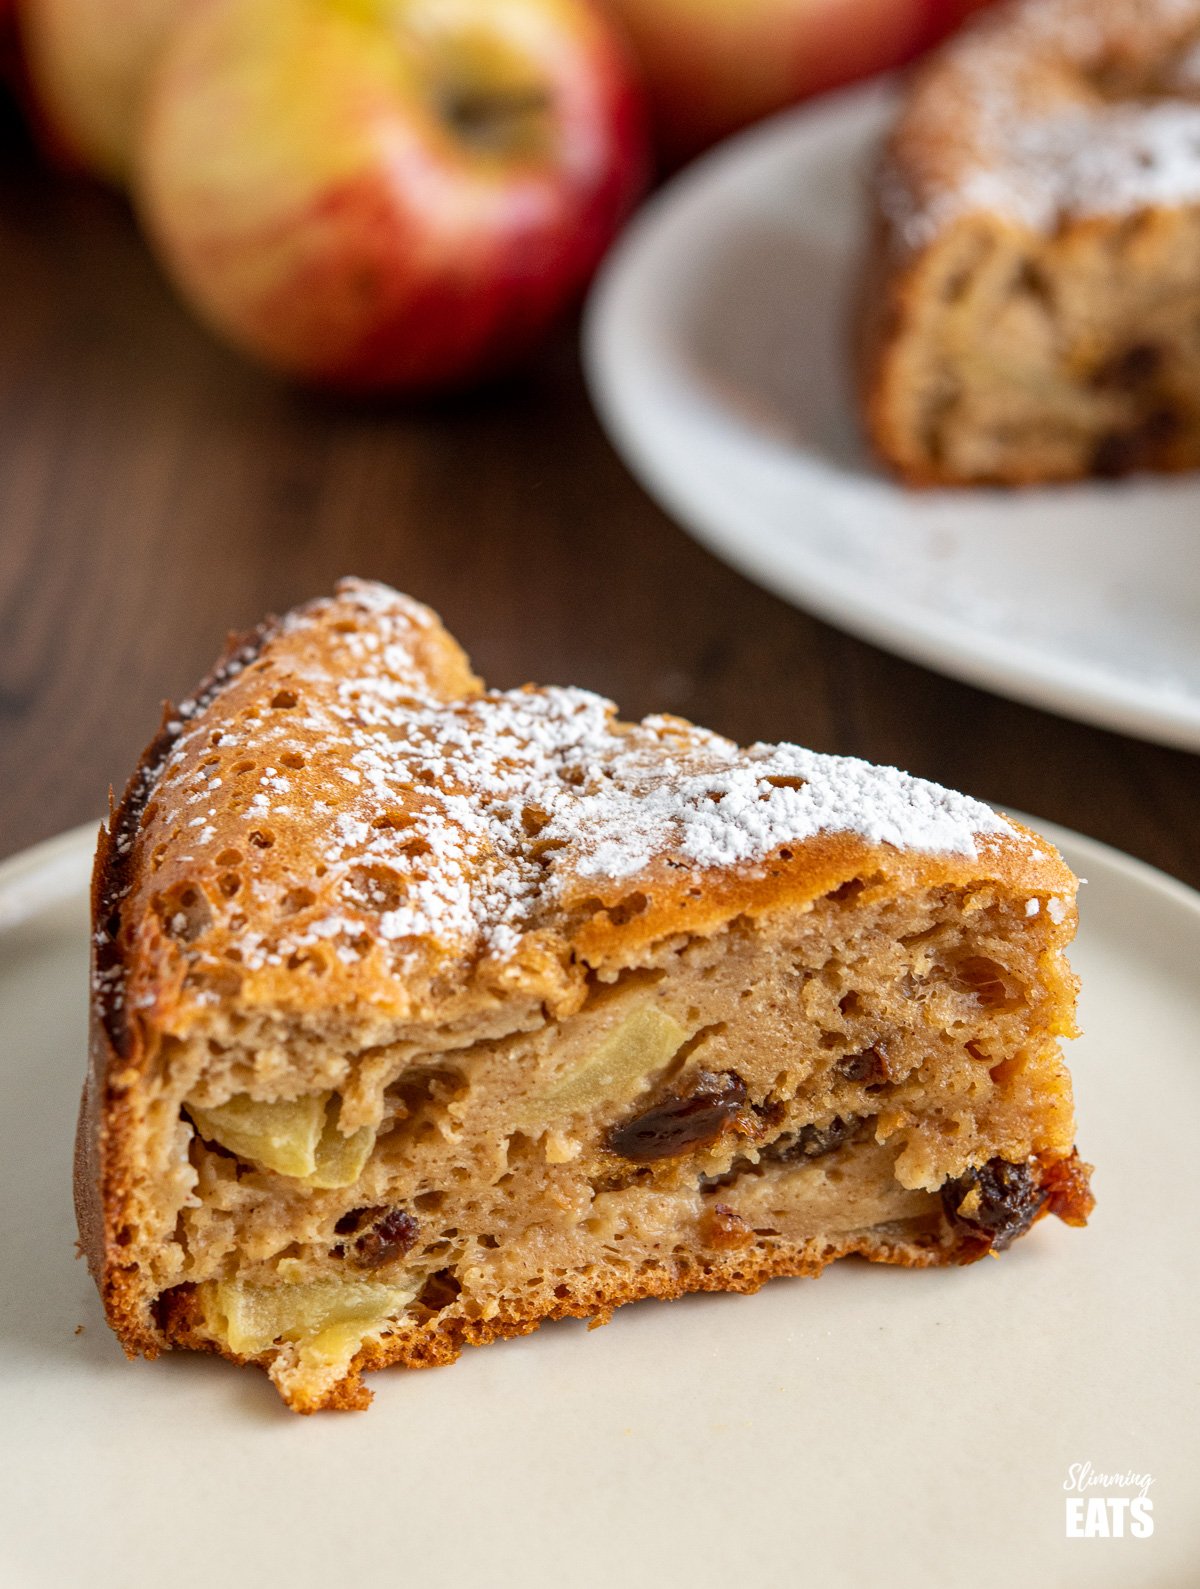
[2,127,1197,889]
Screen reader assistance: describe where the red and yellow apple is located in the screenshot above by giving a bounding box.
[597,0,994,162]
[134,0,648,393]
[17,0,178,181]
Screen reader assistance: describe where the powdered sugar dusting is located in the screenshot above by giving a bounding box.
[559,737,1010,881]
[981,108,1193,232]
[122,581,1015,985]
[882,0,1200,247]
[901,103,1200,248]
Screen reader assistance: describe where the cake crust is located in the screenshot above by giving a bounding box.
[79,580,1091,1407]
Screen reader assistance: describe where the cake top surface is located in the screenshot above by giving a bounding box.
[880,0,1200,248]
[95,580,1068,1036]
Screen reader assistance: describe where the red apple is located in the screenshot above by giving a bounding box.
[16,0,179,181]
[135,0,648,393]
[597,0,994,163]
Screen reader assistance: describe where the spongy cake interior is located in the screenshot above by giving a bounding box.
[143,873,1077,1411]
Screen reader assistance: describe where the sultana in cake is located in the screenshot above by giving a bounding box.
[78,580,1092,1411]
[861,0,1200,485]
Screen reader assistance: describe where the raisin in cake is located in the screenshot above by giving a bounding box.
[861,0,1200,484]
[78,580,1092,1412]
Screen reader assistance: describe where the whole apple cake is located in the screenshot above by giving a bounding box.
[860,0,1200,484]
[79,580,1092,1412]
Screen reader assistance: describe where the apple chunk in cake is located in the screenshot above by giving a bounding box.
[78,580,1092,1412]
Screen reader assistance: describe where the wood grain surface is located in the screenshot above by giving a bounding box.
[1,121,1197,891]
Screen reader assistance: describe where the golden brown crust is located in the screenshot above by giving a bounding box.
[154,1207,1020,1412]
[78,618,289,1356]
[860,0,1200,485]
[90,585,1071,1040]
[163,1150,1092,1411]
[79,579,1084,1393]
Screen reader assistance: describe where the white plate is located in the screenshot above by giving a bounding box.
[1,819,1196,1588]
[584,81,1200,752]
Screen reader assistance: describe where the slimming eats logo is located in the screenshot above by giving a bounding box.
[1063,1463,1154,1538]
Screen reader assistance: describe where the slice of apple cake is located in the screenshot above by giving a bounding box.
[861,0,1200,484]
[78,579,1092,1411]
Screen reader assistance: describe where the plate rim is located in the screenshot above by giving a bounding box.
[582,80,1200,754]
[0,820,100,934]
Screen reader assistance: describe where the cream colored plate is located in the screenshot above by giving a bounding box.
[584,81,1200,751]
[1,820,1196,1588]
